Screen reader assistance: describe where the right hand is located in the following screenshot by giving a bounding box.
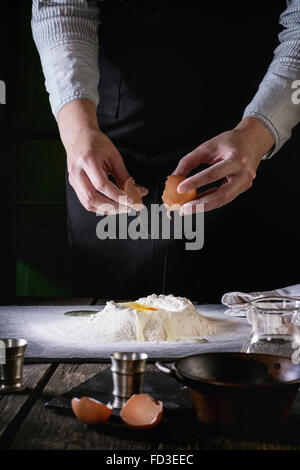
[57,99,148,214]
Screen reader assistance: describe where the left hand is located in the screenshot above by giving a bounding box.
[173,117,275,214]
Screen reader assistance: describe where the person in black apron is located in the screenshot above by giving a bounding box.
[65,0,300,301]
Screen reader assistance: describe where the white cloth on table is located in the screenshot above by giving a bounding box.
[221,283,300,317]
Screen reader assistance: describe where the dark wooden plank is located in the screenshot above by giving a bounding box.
[13,297,95,306]
[6,361,299,450]
[157,418,300,450]
[214,439,300,450]
[157,433,300,450]
[0,364,53,440]
[157,439,300,451]
[6,297,41,306]
[37,298,95,306]
[9,363,153,450]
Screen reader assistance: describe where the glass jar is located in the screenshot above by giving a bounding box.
[241,297,300,359]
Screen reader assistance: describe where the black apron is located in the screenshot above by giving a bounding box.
[66,0,300,301]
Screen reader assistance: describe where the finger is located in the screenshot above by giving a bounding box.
[108,153,149,197]
[173,147,210,177]
[177,158,234,194]
[71,175,130,214]
[190,176,251,212]
[85,159,133,207]
[69,173,130,214]
[180,188,218,216]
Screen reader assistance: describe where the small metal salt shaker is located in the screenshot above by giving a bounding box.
[110,352,148,408]
[0,338,27,392]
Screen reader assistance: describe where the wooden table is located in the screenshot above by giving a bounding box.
[1,297,300,451]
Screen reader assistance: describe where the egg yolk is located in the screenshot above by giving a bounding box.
[122,302,159,312]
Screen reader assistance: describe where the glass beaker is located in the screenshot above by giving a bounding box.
[241,297,300,358]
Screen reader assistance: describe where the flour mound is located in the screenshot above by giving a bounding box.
[89,294,219,343]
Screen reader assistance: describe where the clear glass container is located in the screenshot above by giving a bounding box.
[241,297,300,358]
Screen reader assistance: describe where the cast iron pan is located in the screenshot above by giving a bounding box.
[156,352,300,428]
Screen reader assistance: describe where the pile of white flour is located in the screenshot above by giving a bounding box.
[88,294,219,343]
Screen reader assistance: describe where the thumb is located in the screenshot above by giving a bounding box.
[135,184,149,197]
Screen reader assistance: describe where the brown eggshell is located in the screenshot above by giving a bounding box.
[162,175,197,211]
[120,393,163,429]
[122,177,144,211]
[71,396,113,425]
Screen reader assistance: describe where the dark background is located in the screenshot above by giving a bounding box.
[0,1,299,303]
[0,2,71,303]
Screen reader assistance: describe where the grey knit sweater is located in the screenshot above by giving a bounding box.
[32,0,300,158]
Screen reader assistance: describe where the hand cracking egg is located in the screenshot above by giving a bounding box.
[71,396,113,425]
[120,393,163,429]
[162,175,197,217]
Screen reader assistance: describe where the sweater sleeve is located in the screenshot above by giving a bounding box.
[243,0,300,158]
[31,0,101,119]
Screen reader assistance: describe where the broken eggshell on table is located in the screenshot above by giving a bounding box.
[71,393,163,429]
[71,348,163,429]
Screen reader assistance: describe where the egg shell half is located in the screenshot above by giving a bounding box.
[120,393,163,429]
[122,177,144,211]
[162,175,197,211]
[71,396,113,425]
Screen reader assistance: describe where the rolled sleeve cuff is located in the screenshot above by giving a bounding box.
[40,41,100,119]
[242,111,279,159]
[243,64,300,159]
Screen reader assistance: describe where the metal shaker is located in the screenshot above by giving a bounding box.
[110,352,148,408]
[0,338,27,392]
